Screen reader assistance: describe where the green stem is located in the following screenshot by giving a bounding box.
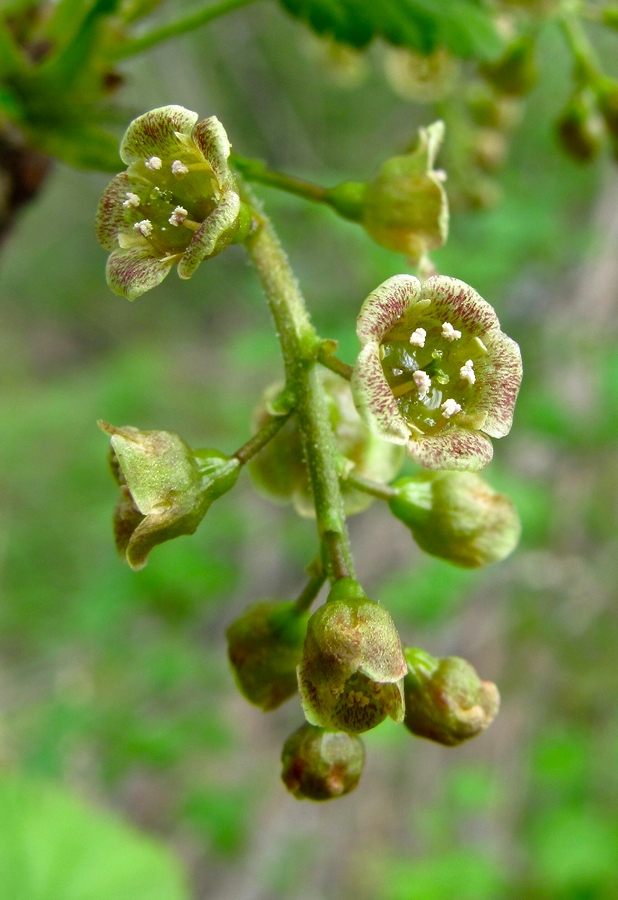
[231,155,329,205]
[558,8,602,84]
[240,180,355,582]
[233,409,293,465]
[344,471,398,502]
[112,0,261,60]
[294,560,327,613]
[317,345,354,381]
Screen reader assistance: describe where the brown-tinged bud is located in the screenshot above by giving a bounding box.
[480,37,537,97]
[556,91,604,163]
[297,579,406,734]
[227,601,309,711]
[403,648,499,746]
[388,471,521,568]
[281,723,365,801]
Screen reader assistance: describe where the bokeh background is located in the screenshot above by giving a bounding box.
[2,2,618,897]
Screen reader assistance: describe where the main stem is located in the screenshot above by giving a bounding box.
[241,181,355,582]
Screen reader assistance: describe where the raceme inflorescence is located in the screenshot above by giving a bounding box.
[97,105,523,801]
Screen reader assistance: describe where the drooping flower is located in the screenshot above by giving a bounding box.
[95,106,250,300]
[281,723,365,801]
[297,579,407,734]
[101,421,240,570]
[351,274,522,470]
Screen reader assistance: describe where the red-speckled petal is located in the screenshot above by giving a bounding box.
[120,106,199,165]
[95,173,132,250]
[407,427,494,471]
[421,276,499,337]
[177,190,240,279]
[192,116,232,187]
[106,247,175,301]
[352,343,410,445]
[475,332,523,438]
[356,275,421,345]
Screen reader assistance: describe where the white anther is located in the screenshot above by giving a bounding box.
[441,398,462,419]
[134,219,153,237]
[171,160,189,176]
[409,327,427,347]
[442,322,462,341]
[460,359,476,385]
[413,370,431,394]
[168,205,188,226]
[122,192,140,208]
[145,156,162,170]
[434,169,447,182]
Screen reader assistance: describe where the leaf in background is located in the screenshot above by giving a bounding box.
[278,0,503,61]
[0,775,189,900]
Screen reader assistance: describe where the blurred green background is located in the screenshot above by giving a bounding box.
[2,2,618,898]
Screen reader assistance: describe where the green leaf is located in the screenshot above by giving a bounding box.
[27,123,121,170]
[278,0,503,61]
[0,774,189,900]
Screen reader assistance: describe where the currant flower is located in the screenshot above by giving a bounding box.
[351,274,522,470]
[95,106,251,300]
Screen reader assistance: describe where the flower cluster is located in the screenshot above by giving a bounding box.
[352,274,522,470]
[95,106,249,300]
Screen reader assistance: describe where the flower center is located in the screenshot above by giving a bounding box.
[380,310,488,436]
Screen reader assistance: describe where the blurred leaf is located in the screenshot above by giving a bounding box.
[529,809,618,890]
[0,775,189,900]
[183,787,250,856]
[25,122,121,171]
[378,558,476,625]
[384,851,504,900]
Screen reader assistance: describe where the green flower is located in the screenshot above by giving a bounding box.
[95,106,250,300]
[101,421,240,570]
[352,274,522,471]
[403,648,500,746]
[389,471,521,568]
[281,724,365,801]
[297,579,406,734]
[249,373,403,517]
[226,600,309,711]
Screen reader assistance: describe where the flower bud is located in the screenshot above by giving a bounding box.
[297,579,406,734]
[403,648,499,746]
[100,422,240,570]
[249,374,403,517]
[556,92,604,163]
[226,601,309,711]
[281,723,364,801]
[388,471,521,568]
[480,37,537,97]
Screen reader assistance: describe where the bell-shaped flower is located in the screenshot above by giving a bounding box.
[389,471,521,568]
[351,274,522,471]
[101,421,240,570]
[249,373,403,517]
[297,579,406,734]
[227,600,310,711]
[95,105,250,300]
[403,648,500,746]
[281,723,365,801]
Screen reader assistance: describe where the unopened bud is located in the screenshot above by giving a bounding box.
[480,37,537,97]
[281,723,364,801]
[388,471,520,568]
[227,601,309,711]
[556,92,604,163]
[403,648,500,746]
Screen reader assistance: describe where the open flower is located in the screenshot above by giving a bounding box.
[96,106,249,300]
[351,274,522,470]
[101,422,240,570]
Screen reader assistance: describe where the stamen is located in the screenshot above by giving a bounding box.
[441,398,462,418]
[410,327,426,347]
[171,160,189,176]
[122,192,140,208]
[168,206,188,226]
[413,370,431,394]
[460,360,476,385]
[442,322,462,341]
[134,219,153,237]
[145,156,162,171]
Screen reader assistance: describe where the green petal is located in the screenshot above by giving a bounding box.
[106,247,176,301]
[356,274,421,345]
[95,173,132,250]
[120,106,199,166]
[177,190,240,279]
[407,427,494,471]
[475,332,523,438]
[192,116,233,188]
[351,343,410,445]
[421,276,500,337]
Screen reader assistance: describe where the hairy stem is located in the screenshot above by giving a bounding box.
[294,560,327,613]
[233,409,294,465]
[317,345,354,381]
[113,0,260,60]
[241,181,355,581]
[232,155,329,205]
[344,472,398,502]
